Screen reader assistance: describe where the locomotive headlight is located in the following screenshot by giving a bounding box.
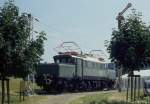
[46,79,52,85]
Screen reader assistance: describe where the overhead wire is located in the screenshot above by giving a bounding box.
[31,15,107,57]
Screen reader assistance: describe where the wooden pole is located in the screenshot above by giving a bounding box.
[23,81,25,101]
[19,81,23,102]
[117,65,122,92]
[131,75,133,101]
[7,79,10,104]
[2,77,5,104]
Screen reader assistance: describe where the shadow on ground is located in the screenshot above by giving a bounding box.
[34,89,58,95]
[34,89,105,95]
[88,100,148,104]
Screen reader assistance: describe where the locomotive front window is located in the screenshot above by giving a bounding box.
[55,57,75,64]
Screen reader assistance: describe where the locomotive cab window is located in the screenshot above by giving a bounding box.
[54,56,75,64]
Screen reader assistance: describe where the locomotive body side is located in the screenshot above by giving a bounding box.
[36,54,116,92]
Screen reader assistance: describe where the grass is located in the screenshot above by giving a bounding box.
[1,78,150,104]
[68,92,126,104]
[0,77,47,104]
[9,95,49,104]
[68,92,150,104]
[0,78,23,104]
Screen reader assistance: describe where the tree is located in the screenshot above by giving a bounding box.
[0,1,46,104]
[11,31,46,78]
[107,10,150,101]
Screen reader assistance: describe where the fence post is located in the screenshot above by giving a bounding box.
[134,76,137,101]
[126,76,130,101]
[1,77,5,104]
[138,76,140,99]
[19,81,22,102]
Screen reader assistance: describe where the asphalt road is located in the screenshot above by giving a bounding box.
[35,90,116,104]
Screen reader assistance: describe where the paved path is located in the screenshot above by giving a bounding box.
[35,90,116,104]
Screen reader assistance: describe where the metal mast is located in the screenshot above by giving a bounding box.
[116,3,132,29]
[116,3,132,92]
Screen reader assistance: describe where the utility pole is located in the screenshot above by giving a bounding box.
[116,3,132,92]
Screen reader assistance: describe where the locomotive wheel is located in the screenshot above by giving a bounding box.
[44,85,52,93]
[55,80,64,93]
[68,82,74,92]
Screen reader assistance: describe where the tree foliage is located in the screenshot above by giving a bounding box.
[107,10,150,73]
[0,0,47,78]
[0,1,46,104]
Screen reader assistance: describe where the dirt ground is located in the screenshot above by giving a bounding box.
[34,90,116,104]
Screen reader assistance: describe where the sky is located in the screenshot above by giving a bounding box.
[1,0,150,62]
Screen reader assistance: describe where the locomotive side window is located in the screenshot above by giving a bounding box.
[100,64,104,69]
[85,61,88,67]
[108,63,115,70]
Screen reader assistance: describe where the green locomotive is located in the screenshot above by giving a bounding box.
[36,42,116,92]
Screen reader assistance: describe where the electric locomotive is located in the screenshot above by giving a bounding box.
[36,42,116,92]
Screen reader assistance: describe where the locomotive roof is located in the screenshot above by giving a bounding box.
[73,55,106,63]
[54,54,106,63]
